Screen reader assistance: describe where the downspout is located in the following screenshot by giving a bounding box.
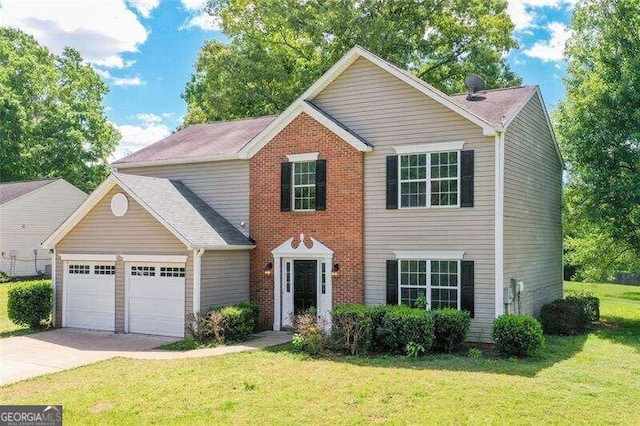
[193,248,205,315]
[495,128,506,317]
[51,248,56,327]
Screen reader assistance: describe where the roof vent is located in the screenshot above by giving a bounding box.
[464,74,485,101]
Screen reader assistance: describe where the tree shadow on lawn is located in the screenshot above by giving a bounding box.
[265,333,589,378]
[594,316,640,352]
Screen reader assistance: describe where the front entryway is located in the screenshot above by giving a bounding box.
[294,260,317,313]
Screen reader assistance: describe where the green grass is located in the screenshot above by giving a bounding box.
[0,282,638,424]
[0,279,48,338]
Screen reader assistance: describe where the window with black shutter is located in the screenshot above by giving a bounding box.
[282,159,327,212]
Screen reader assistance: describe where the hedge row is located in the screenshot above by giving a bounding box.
[331,305,470,356]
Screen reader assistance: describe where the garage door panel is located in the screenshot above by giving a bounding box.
[65,263,115,332]
[128,264,185,338]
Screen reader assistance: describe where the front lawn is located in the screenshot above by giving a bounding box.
[0,280,46,338]
[0,282,638,424]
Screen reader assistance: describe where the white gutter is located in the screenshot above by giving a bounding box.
[494,129,505,317]
[193,249,205,314]
[51,249,56,326]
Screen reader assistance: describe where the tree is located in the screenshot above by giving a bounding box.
[0,28,120,192]
[183,0,520,124]
[556,0,640,259]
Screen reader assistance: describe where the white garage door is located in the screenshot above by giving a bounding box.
[65,262,115,331]
[127,263,185,337]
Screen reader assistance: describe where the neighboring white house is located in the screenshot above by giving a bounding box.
[0,178,86,278]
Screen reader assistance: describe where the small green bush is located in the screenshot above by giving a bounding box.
[291,310,325,354]
[377,305,434,355]
[331,304,374,355]
[7,280,53,328]
[566,293,600,322]
[0,271,9,283]
[431,309,471,353]
[493,314,544,358]
[539,299,591,335]
[213,302,260,343]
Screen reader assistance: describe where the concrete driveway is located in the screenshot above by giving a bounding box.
[1,329,178,386]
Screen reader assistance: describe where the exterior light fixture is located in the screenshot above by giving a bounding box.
[264,262,273,276]
[331,263,340,277]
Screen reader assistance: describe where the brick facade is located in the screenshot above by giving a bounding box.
[249,112,365,329]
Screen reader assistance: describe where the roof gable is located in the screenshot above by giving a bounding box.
[0,178,59,205]
[43,173,253,250]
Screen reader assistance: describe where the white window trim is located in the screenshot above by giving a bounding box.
[393,141,465,155]
[58,254,117,262]
[393,250,464,260]
[120,254,187,263]
[292,160,317,212]
[398,150,461,209]
[397,259,462,310]
[286,152,319,162]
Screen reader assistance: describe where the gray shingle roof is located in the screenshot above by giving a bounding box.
[114,173,253,248]
[449,86,537,128]
[113,116,276,165]
[0,178,59,205]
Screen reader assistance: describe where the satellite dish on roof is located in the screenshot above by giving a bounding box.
[464,74,485,100]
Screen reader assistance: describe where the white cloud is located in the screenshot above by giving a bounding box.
[507,0,575,31]
[524,22,572,62]
[127,0,160,18]
[113,122,172,160]
[94,68,145,86]
[179,12,221,31]
[136,113,163,123]
[181,0,207,11]
[0,0,148,68]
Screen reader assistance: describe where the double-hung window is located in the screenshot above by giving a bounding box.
[398,151,460,208]
[293,161,316,211]
[398,259,460,309]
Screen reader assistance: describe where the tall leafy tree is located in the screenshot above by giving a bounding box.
[0,28,120,192]
[183,0,520,123]
[556,0,640,258]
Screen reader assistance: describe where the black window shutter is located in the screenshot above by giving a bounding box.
[386,260,398,305]
[280,162,292,212]
[386,156,398,209]
[315,159,326,211]
[461,260,475,318]
[460,150,474,207]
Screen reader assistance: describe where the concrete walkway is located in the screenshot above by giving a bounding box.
[1,329,291,386]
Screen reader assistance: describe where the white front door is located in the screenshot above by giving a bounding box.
[127,263,185,337]
[65,262,115,331]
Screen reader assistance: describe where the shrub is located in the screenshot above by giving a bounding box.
[7,280,53,328]
[566,293,600,322]
[431,309,471,353]
[187,302,259,344]
[213,302,260,343]
[331,304,374,355]
[291,310,325,354]
[0,271,9,283]
[539,299,591,335]
[467,347,483,359]
[493,314,544,358]
[377,305,434,355]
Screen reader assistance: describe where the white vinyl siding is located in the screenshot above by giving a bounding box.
[199,250,250,310]
[0,179,86,277]
[120,159,250,235]
[503,94,563,316]
[313,57,495,341]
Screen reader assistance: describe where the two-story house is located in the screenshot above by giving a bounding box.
[43,47,563,342]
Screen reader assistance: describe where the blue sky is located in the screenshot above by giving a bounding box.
[0,0,574,159]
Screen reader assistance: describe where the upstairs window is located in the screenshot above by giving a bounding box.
[398,151,459,208]
[293,161,316,211]
[281,157,326,212]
